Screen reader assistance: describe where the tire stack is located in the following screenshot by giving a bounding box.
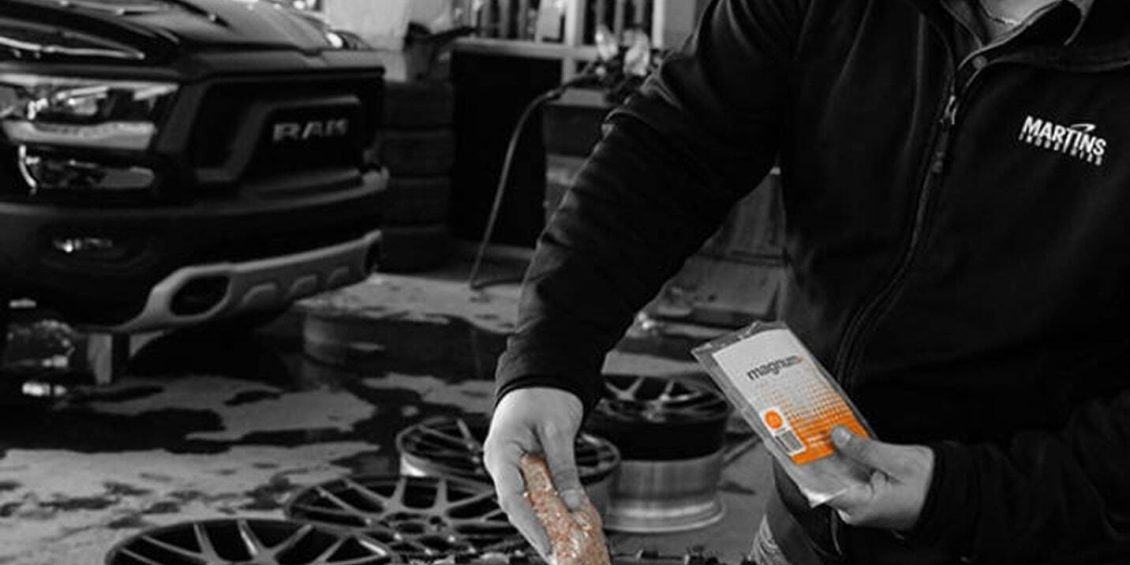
[379,80,456,273]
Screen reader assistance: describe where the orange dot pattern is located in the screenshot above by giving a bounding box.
[748,359,869,465]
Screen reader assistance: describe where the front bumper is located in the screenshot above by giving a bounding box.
[106,228,381,333]
[0,169,387,329]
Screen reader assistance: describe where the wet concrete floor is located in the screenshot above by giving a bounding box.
[0,269,772,565]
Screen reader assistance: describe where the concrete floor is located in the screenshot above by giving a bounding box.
[0,262,772,565]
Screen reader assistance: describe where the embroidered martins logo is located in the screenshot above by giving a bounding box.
[1019,116,1107,166]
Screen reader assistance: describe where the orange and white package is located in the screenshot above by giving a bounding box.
[693,322,874,506]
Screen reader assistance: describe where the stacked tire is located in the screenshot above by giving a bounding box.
[379,80,456,273]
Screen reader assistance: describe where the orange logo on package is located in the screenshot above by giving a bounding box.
[764,409,784,430]
[761,407,806,456]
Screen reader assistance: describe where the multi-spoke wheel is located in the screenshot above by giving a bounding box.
[105,518,401,565]
[587,374,732,533]
[423,548,736,565]
[395,415,620,511]
[285,475,526,562]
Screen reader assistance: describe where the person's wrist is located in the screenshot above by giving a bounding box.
[495,376,591,416]
[900,442,978,557]
[888,445,942,540]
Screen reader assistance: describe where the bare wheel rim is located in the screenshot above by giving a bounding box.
[396,415,620,485]
[285,475,526,561]
[105,518,402,565]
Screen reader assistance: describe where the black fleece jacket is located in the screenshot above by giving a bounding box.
[496,0,1130,563]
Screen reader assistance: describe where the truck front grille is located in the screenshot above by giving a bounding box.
[188,73,382,190]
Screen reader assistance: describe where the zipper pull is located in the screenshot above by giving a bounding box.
[931,94,959,174]
[941,93,959,128]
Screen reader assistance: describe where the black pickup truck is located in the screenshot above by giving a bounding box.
[0,0,386,339]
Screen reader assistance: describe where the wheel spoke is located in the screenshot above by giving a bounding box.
[413,434,475,459]
[391,536,438,555]
[291,501,370,523]
[442,478,467,510]
[318,484,364,512]
[138,534,206,561]
[345,477,392,507]
[454,418,482,451]
[446,487,494,513]
[389,476,408,508]
[119,548,170,565]
[328,556,391,565]
[236,519,264,555]
[626,376,646,397]
[275,523,315,555]
[193,522,221,561]
[418,425,475,450]
[311,537,347,563]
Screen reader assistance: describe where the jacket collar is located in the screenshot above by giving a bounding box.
[947,0,1094,44]
[904,0,1097,28]
[904,0,1130,63]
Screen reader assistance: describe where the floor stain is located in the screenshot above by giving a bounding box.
[140,501,180,515]
[105,514,155,530]
[39,496,116,512]
[103,482,151,498]
[225,390,283,406]
[0,407,224,456]
[239,475,296,512]
[75,385,164,404]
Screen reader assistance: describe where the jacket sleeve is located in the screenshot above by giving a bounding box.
[917,393,1130,562]
[495,0,806,413]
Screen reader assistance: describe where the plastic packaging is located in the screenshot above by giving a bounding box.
[692,321,874,506]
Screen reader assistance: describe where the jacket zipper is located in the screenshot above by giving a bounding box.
[833,39,1032,388]
[832,81,960,389]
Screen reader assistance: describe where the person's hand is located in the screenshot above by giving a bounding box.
[826,426,935,532]
[483,387,584,560]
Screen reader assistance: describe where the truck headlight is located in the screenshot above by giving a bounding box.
[0,73,177,151]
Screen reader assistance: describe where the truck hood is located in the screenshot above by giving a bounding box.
[0,0,350,62]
